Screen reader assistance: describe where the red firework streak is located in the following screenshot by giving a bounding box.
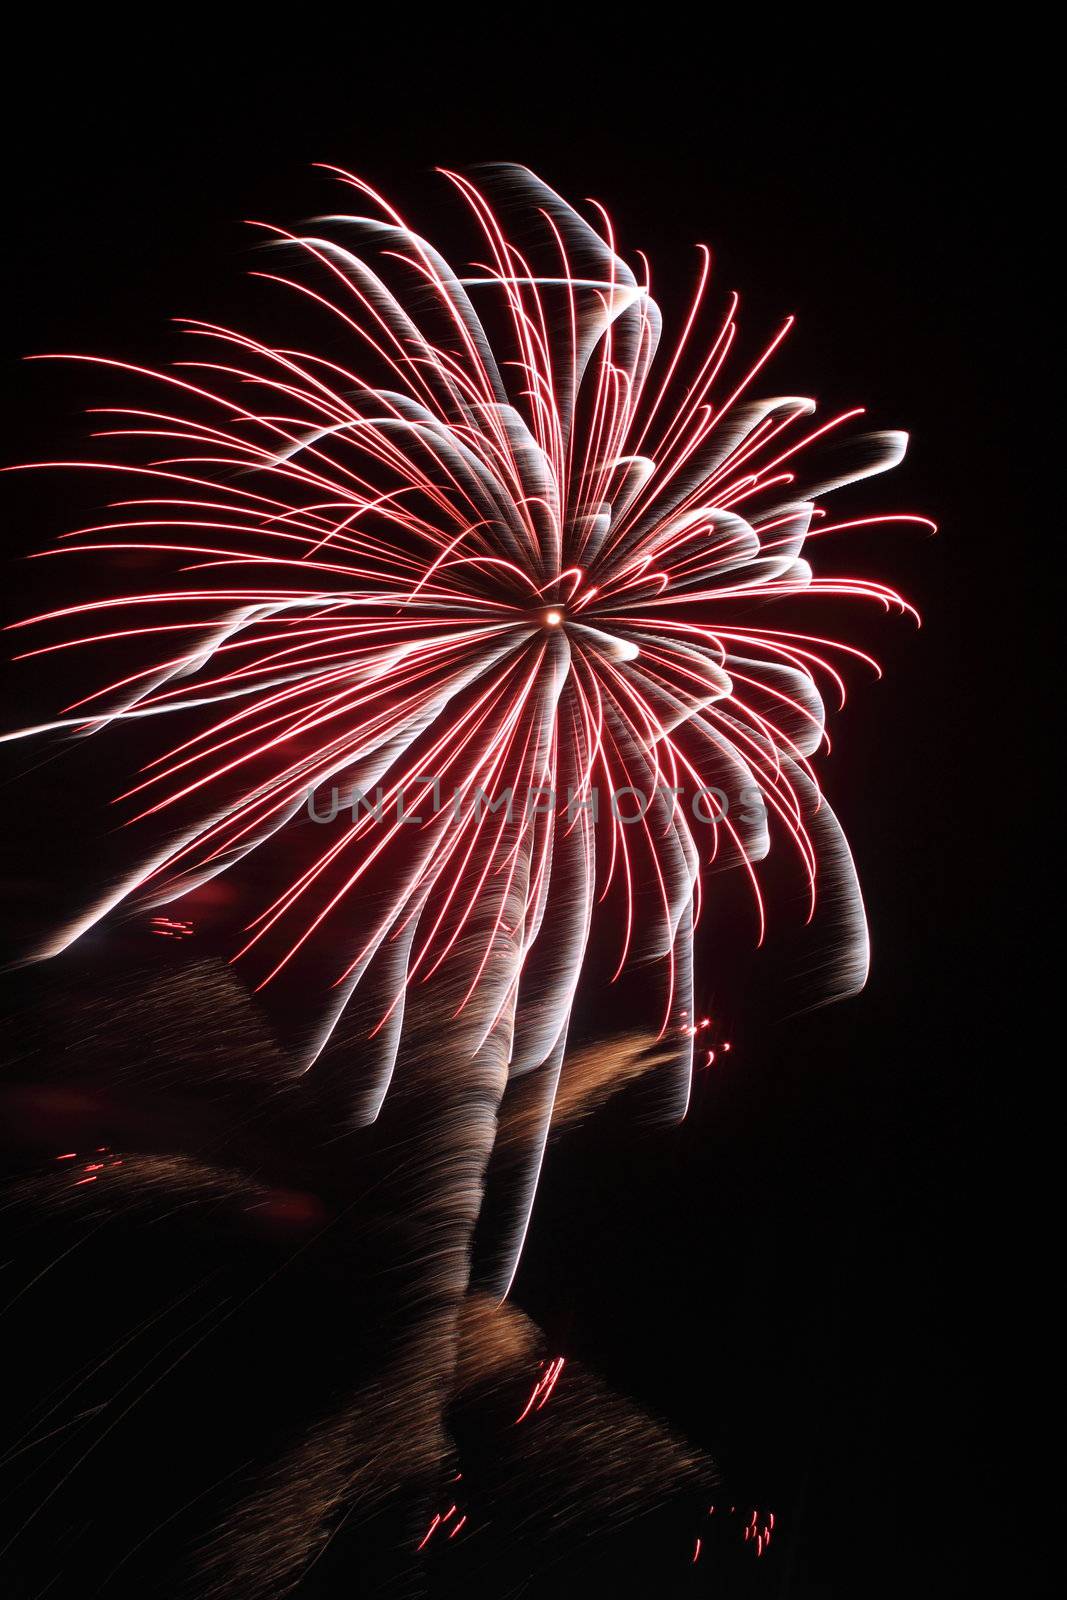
[695,1505,775,1564]
[515,1356,565,1423]
[5,165,923,1286]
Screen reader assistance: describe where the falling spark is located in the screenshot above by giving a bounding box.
[516,1355,566,1423]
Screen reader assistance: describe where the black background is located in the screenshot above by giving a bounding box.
[0,28,1041,1596]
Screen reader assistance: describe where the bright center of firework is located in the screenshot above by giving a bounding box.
[544,609,563,626]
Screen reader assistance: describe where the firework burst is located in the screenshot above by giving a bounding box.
[5,165,923,1289]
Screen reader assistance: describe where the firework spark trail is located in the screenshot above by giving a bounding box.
[5,164,923,1292]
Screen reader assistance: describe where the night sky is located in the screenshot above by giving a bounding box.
[0,30,1039,1597]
